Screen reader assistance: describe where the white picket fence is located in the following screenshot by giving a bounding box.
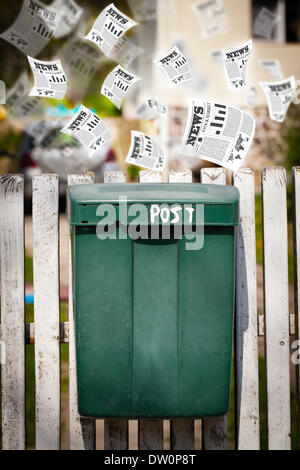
[0,166,298,450]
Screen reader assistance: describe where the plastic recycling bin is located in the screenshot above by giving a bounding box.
[67,183,239,418]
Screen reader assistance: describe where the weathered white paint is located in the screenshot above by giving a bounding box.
[201,167,228,451]
[104,171,126,184]
[169,169,192,183]
[104,170,129,451]
[293,167,300,448]
[262,167,291,450]
[25,322,69,344]
[138,170,164,450]
[258,314,265,336]
[0,175,25,450]
[139,170,162,184]
[234,169,260,450]
[33,175,60,449]
[68,173,96,450]
[289,313,295,336]
[169,169,194,450]
[201,167,227,185]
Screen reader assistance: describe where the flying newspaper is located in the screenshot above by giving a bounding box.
[85,3,137,56]
[0,0,60,57]
[182,98,255,171]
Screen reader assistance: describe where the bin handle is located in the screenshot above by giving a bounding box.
[134,238,178,246]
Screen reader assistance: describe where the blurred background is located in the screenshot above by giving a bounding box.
[0,0,300,200]
[0,0,300,450]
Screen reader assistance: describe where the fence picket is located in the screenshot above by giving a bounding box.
[201,167,228,451]
[0,166,297,450]
[104,170,129,451]
[169,169,195,450]
[234,169,260,450]
[293,167,300,449]
[0,175,25,450]
[33,175,60,449]
[262,167,291,450]
[138,170,164,450]
[68,173,96,450]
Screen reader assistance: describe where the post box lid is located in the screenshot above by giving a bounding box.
[67,183,239,226]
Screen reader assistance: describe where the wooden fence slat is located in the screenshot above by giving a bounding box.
[201,167,228,451]
[169,169,193,184]
[104,171,126,184]
[262,167,291,450]
[33,175,60,450]
[104,170,129,451]
[68,173,96,450]
[104,420,128,450]
[234,169,260,450]
[138,170,164,450]
[169,169,195,450]
[293,167,300,449]
[170,420,194,450]
[0,175,25,450]
[138,420,164,450]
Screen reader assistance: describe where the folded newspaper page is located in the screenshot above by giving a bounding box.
[136,99,167,120]
[85,3,137,56]
[101,65,141,109]
[154,46,192,85]
[6,72,44,131]
[28,56,67,99]
[259,59,283,80]
[253,7,279,39]
[0,0,60,57]
[59,33,105,101]
[0,81,6,104]
[260,76,296,123]
[109,35,143,68]
[52,0,83,38]
[60,105,112,156]
[223,39,252,90]
[125,130,166,171]
[191,0,228,37]
[182,98,255,171]
[246,86,257,108]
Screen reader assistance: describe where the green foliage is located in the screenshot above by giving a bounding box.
[25,256,33,285]
[281,104,300,170]
[84,94,121,118]
[0,129,22,154]
[255,193,263,267]
[127,165,141,181]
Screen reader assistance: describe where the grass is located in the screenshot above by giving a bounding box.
[25,256,33,284]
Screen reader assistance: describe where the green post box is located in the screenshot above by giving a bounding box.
[67,183,239,418]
